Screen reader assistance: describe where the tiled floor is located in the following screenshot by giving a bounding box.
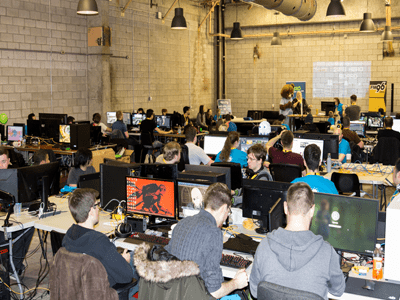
[7,183,393,300]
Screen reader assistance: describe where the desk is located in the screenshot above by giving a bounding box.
[129,131,207,144]
[324,163,393,210]
[288,114,329,131]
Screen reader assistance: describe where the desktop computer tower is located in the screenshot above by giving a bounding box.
[70,124,90,150]
[177,171,226,185]
[384,197,400,283]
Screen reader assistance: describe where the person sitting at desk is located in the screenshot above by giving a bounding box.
[249,182,345,299]
[265,130,305,174]
[377,117,400,141]
[62,188,138,294]
[137,108,144,114]
[161,108,167,116]
[342,116,364,149]
[214,108,222,121]
[112,111,139,148]
[155,141,181,164]
[165,183,248,299]
[246,144,272,181]
[328,111,335,126]
[32,149,50,165]
[0,147,35,277]
[334,127,351,163]
[225,115,237,132]
[196,105,208,130]
[92,113,111,135]
[28,113,36,121]
[67,148,96,187]
[215,131,247,168]
[291,144,338,194]
[181,106,192,127]
[141,109,172,153]
[344,94,361,121]
[0,146,10,170]
[185,126,213,166]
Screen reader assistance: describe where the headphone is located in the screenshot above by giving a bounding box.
[115,219,132,238]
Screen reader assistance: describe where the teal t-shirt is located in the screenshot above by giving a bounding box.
[292,175,339,194]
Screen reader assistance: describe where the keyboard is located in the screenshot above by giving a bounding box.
[220,254,252,269]
[124,232,170,247]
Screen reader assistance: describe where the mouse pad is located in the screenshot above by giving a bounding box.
[345,277,400,299]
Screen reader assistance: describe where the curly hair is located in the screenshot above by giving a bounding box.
[280,84,294,99]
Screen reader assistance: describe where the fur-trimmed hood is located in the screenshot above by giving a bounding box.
[134,243,200,283]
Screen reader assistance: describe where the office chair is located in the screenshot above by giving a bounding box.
[372,137,400,165]
[269,163,302,183]
[257,281,324,300]
[140,131,161,163]
[177,144,189,172]
[331,172,360,197]
[50,247,137,300]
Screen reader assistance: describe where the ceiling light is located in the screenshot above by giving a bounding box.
[77,0,99,15]
[382,26,393,41]
[326,0,345,17]
[171,8,187,30]
[271,32,282,46]
[231,22,243,40]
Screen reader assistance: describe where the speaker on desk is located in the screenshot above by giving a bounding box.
[70,124,90,150]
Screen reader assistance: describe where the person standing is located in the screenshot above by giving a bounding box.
[279,83,294,125]
[344,95,361,121]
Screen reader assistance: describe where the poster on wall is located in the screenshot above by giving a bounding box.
[286,81,306,99]
[217,99,232,115]
[368,81,387,112]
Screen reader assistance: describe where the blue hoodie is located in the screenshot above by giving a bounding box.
[249,227,345,299]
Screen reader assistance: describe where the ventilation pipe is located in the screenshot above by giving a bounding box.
[242,0,317,21]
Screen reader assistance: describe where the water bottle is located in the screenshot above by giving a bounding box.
[327,153,332,173]
[372,243,383,280]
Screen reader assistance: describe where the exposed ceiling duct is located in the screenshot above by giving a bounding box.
[241,0,317,21]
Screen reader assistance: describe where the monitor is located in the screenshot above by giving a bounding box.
[140,163,178,180]
[90,126,102,145]
[321,101,335,116]
[122,112,131,125]
[203,135,227,155]
[100,162,141,212]
[7,125,24,142]
[77,172,100,194]
[349,121,366,137]
[184,164,231,190]
[292,138,324,161]
[367,116,384,129]
[17,162,60,205]
[155,115,171,129]
[310,193,378,255]
[40,118,63,141]
[298,133,339,160]
[178,171,226,185]
[132,114,146,126]
[59,125,70,143]
[239,136,269,154]
[106,112,117,124]
[176,179,212,218]
[393,119,400,133]
[39,113,67,124]
[242,179,291,234]
[27,120,41,137]
[126,176,176,219]
[211,162,242,191]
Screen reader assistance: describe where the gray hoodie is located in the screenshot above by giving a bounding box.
[249,227,345,299]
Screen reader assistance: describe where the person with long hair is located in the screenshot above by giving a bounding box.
[205,109,214,126]
[215,132,247,167]
[196,105,208,130]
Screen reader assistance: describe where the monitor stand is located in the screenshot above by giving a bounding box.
[255,215,269,234]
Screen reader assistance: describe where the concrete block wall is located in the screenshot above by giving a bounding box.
[0,0,88,124]
[0,0,215,126]
[225,0,400,117]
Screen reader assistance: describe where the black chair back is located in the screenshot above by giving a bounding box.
[372,137,400,165]
[331,172,360,197]
[269,163,302,182]
[257,281,324,300]
[177,144,189,172]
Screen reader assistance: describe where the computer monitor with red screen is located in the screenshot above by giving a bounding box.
[126,176,176,219]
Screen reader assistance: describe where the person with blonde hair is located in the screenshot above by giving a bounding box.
[155,141,181,164]
[215,131,247,167]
